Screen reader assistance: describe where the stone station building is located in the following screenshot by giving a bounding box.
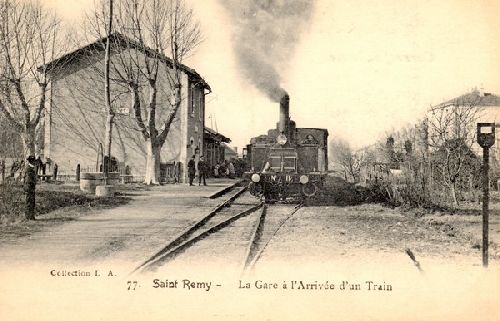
[39,33,211,183]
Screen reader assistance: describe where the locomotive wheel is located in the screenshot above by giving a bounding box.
[301,182,318,197]
[249,182,263,197]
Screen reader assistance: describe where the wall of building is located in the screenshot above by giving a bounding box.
[184,81,205,175]
[43,50,204,182]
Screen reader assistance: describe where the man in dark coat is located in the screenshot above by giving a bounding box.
[24,156,37,220]
[187,155,196,186]
[198,156,207,186]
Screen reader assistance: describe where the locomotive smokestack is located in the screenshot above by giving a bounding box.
[279,94,290,135]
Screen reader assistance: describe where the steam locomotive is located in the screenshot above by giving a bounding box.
[244,94,328,202]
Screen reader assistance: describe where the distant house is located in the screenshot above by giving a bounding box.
[40,33,210,183]
[430,88,500,155]
[429,88,500,188]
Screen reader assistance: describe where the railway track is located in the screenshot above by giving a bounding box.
[241,203,303,274]
[133,186,303,274]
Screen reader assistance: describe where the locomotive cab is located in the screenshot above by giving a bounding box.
[266,148,297,173]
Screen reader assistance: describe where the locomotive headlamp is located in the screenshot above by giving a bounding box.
[276,134,287,145]
[299,175,309,184]
[251,173,261,183]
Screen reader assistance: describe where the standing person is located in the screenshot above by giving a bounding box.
[24,156,37,220]
[224,160,230,177]
[198,156,207,186]
[53,163,58,181]
[35,156,43,175]
[214,163,220,178]
[187,155,196,186]
[219,161,226,178]
[228,161,235,179]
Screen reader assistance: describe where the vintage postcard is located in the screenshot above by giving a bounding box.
[0,0,499,320]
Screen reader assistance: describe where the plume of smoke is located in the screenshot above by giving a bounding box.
[219,0,315,102]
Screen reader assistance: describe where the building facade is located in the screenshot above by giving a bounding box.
[41,34,210,183]
[429,89,499,163]
[429,88,500,188]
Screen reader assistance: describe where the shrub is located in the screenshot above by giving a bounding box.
[0,182,25,223]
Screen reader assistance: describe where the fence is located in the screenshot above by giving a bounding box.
[160,162,182,183]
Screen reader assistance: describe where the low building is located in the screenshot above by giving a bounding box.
[40,33,210,183]
[203,127,230,174]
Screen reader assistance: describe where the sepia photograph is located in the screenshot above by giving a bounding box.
[0,0,499,320]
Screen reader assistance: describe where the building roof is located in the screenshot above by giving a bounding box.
[436,89,500,108]
[40,33,210,90]
[223,143,238,155]
[204,127,231,143]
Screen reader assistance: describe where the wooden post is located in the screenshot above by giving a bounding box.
[482,147,489,267]
[477,122,496,268]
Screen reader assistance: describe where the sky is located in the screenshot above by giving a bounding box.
[44,0,500,151]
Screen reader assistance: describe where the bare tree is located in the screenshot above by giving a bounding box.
[0,115,23,160]
[0,0,64,160]
[0,0,66,219]
[427,98,483,206]
[330,138,363,182]
[87,0,202,184]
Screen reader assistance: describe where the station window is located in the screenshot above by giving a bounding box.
[270,156,281,170]
[283,156,296,171]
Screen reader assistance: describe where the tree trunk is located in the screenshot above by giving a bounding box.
[450,180,458,207]
[21,126,36,159]
[103,113,114,184]
[144,140,161,185]
[103,0,114,186]
[22,126,36,220]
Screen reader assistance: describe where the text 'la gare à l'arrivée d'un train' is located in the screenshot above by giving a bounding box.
[152,279,393,292]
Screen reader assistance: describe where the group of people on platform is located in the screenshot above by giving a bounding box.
[213,160,236,179]
[187,156,237,186]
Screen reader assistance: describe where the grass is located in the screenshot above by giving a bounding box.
[0,181,131,225]
[305,176,388,206]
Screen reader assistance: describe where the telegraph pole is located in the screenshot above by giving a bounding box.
[477,123,496,267]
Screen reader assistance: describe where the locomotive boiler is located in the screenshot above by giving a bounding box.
[244,94,328,202]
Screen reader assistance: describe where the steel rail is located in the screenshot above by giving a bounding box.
[132,185,248,274]
[240,205,268,273]
[243,203,303,274]
[141,201,264,272]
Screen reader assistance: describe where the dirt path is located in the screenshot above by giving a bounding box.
[257,204,496,266]
[0,183,236,269]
